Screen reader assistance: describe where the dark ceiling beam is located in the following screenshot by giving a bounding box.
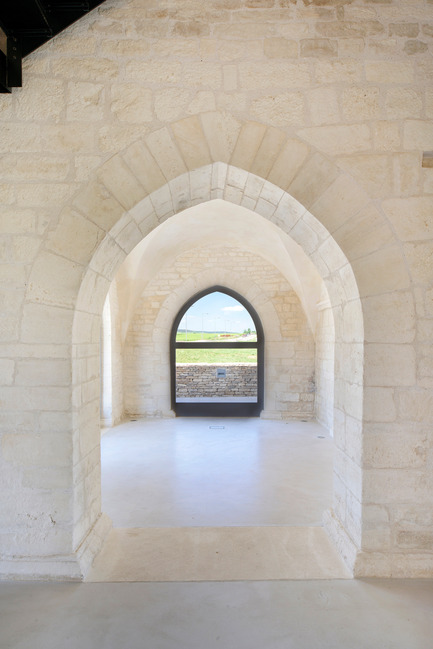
[0,0,106,93]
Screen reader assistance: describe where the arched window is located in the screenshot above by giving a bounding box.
[170,286,264,417]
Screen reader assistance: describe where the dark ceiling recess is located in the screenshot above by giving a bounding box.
[0,0,107,93]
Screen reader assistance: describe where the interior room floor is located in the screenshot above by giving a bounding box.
[90,417,346,581]
[1,579,433,649]
[101,417,333,527]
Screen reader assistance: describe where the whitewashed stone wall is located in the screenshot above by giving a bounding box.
[315,291,335,433]
[101,284,124,427]
[123,245,316,419]
[0,0,431,579]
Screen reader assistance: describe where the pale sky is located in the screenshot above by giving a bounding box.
[180,292,256,333]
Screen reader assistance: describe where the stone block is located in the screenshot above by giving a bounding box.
[353,247,410,298]
[389,23,419,38]
[66,81,105,122]
[267,139,310,191]
[239,62,310,90]
[363,292,415,344]
[110,83,153,123]
[153,38,198,58]
[287,152,339,209]
[88,236,126,281]
[2,432,71,467]
[73,180,124,231]
[40,123,93,154]
[404,40,428,55]
[316,20,384,38]
[187,91,216,115]
[333,203,394,263]
[16,183,77,208]
[308,87,340,126]
[200,111,241,164]
[403,241,433,285]
[173,21,210,37]
[318,236,348,274]
[172,116,212,170]
[217,39,263,62]
[0,209,37,235]
[364,344,416,387]
[230,121,267,172]
[146,127,188,181]
[300,38,337,58]
[0,155,70,182]
[315,60,362,83]
[125,60,182,84]
[337,154,393,199]
[122,141,166,195]
[52,57,119,81]
[403,120,433,150]
[297,124,371,156]
[184,62,223,90]
[364,425,428,470]
[397,389,433,423]
[341,87,380,121]
[383,197,433,242]
[20,289,72,342]
[97,156,148,211]
[0,359,14,386]
[15,78,65,122]
[213,23,273,40]
[364,387,396,423]
[385,88,422,119]
[310,174,369,235]
[15,359,71,387]
[251,92,305,128]
[27,252,83,309]
[155,88,191,122]
[365,61,413,84]
[46,208,103,265]
[264,37,297,58]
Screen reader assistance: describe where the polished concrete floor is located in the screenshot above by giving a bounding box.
[3,418,433,647]
[101,417,333,527]
[1,579,433,648]
[93,417,344,581]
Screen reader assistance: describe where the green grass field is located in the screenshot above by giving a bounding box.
[176,349,257,363]
[175,331,258,362]
[176,332,240,342]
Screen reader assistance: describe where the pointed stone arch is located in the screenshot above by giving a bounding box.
[18,113,414,578]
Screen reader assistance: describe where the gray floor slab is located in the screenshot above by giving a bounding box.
[1,579,433,649]
[101,417,333,528]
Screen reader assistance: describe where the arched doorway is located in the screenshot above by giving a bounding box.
[170,286,265,417]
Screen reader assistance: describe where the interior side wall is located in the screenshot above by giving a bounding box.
[107,282,124,426]
[314,291,335,434]
[123,245,316,419]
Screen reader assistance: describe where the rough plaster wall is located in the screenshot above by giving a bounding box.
[123,245,315,418]
[0,0,431,577]
[314,299,335,434]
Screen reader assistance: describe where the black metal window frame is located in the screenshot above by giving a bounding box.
[170,286,264,417]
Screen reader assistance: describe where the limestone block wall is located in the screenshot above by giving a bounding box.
[0,0,431,578]
[176,363,257,399]
[108,282,124,426]
[315,295,335,433]
[123,245,316,418]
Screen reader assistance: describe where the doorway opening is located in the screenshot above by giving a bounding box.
[170,286,264,417]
